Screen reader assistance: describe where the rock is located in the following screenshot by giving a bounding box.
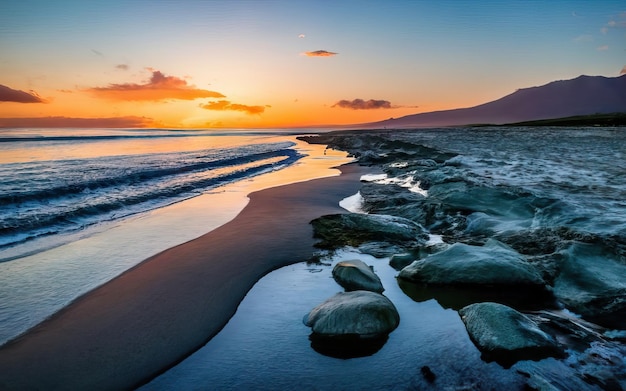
[397,239,556,309]
[358,182,424,214]
[332,259,384,293]
[304,291,400,339]
[515,341,626,391]
[459,302,563,367]
[420,366,436,383]
[398,239,547,289]
[389,253,415,271]
[311,213,428,251]
[553,242,626,329]
[356,242,411,258]
[297,133,457,165]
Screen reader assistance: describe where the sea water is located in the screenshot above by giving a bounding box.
[0,128,350,345]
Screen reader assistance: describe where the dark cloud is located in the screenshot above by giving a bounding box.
[303,50,338,57]
[201,100,265,114]
[332,98,393,110]
[0,84,46,103]
[0,116,152,128]
[86,69,225,101]
[115,64,129,71]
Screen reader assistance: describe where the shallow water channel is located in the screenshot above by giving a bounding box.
[141,249,527,390]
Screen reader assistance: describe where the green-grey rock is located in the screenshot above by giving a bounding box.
[311,213,428,250]
[304,291,399,338]
[332,259,384,293]
[398,239,545,287]
[553,242,626,329]
[459,302,562,366]
[389,253,415,271]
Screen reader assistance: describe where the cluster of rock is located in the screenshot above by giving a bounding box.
[302,131,626,330]
[303,259,399,358]
[300,130,626,387]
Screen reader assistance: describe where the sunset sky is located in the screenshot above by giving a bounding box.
[1,1,625,129]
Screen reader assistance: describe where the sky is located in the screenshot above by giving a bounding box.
[0,0,625,129]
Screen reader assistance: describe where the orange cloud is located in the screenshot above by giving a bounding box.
[86,69,225,101]
[303,50,338,57]
[0,116,152,128]
[621,65,626,75]
[201,100,266,114]
[332,99,394,110]
[0,84,46,103]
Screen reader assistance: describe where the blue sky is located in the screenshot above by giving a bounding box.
[1,1,624,127]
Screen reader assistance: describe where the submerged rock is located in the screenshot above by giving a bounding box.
[311,212,428,251]
[332,259,384,293]
[459,302,563,367]
[304,291,400,339]
[398,239,547,289]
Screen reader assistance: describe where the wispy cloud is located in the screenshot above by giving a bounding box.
[298,34,306,38]
[332,99,394,110]
[597,45,609,51]
[303,50,338,57]
[604,12,626,31]
[621,65,626,75]
[201,100,266,114]
[573,34,593,43]
[0,116,151,128]
[115,64,129,71]
[86,69,224,101]
[0,84,46,103]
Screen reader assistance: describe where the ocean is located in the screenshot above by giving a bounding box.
[0,128,350,345]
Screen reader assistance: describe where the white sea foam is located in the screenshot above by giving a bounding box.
[339,191,366,213]
[360,172,428,196]
[426,234,444,246]
[360,173,388,182]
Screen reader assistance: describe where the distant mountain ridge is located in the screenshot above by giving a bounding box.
[365,74,626,128]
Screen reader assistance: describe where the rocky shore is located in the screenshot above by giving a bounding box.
[299,130,626,390]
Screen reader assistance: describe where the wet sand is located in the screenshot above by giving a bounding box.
[0,163,368,391]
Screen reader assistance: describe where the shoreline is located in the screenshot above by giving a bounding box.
[0,162,369,391]
[0,136,348,346]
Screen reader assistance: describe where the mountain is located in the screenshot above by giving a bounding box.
[364,74,626,128]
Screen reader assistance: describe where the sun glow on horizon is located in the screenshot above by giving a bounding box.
[1,1,624,129]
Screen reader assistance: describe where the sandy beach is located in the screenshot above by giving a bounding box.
[0,163,368,391]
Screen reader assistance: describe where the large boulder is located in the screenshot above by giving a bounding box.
[304,291,399,339]
[332,259,384,293]
[553,242,626,329]
[398,239,546,289]
[311,213,428,251]
[459,302,563,367]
